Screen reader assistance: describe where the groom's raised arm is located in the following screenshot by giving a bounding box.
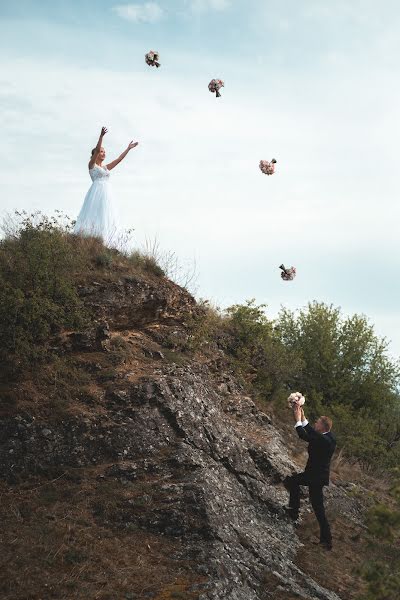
[294,409,311,441]
[293,405,310,441]
[295,407,329,442]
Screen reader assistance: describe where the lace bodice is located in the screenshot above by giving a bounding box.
[89,164,110,182]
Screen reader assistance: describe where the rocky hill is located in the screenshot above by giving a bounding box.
[0,263,379,600]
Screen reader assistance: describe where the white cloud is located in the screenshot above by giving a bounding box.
[112,3,164,23]
[112,0,231,24]
[185,0,231,14]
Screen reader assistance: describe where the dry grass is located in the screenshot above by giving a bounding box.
[0,467,206,600]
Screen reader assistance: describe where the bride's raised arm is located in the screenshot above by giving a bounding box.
[106,140,139,171]
[89,126,108,169]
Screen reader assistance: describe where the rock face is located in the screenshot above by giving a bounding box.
[77,275,199,330]
[0,273,348,599]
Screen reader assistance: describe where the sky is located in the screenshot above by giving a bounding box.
[0,0,399,357]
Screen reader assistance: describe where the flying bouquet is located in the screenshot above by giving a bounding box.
[287,392,305,409]
[208,79,224,98]
[145,50,160,68]
[259,158,277,175]
[279,264,296,281]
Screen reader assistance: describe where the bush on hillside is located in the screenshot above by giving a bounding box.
[0,211,87,377]
[128,250,165,277]
[223,300,302,399]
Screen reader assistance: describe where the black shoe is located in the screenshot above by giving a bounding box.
[285,507,299,521]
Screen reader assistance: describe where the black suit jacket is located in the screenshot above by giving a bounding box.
[295,423,336,485]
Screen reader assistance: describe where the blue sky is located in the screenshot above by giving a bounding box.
[1,1,399,357]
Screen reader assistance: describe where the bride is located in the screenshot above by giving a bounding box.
[73,126,138,245]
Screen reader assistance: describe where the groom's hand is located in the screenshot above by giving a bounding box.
[293,405,301,423]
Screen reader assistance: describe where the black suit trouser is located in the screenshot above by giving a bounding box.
[285,472,331,543]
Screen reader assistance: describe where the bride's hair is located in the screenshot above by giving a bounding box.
[91,148,96,157]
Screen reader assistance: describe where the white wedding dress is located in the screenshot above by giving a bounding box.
[74,164,119,245]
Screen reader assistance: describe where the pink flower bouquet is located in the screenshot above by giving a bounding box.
[287,392,305,409]
[145,50,160,68]
[279,264,296,281]
[259,158,277,175]
[208,79,224,97]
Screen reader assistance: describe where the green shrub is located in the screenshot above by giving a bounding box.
[221,299,302,400]
[128,250,165,277]
[0,211,87,378]
[185,300,228,352]
[94,252,113,268]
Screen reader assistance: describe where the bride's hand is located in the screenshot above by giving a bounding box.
[128,141,139,150]
[101,126,108,137]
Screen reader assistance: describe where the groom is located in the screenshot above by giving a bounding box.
[284,404,336,550]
